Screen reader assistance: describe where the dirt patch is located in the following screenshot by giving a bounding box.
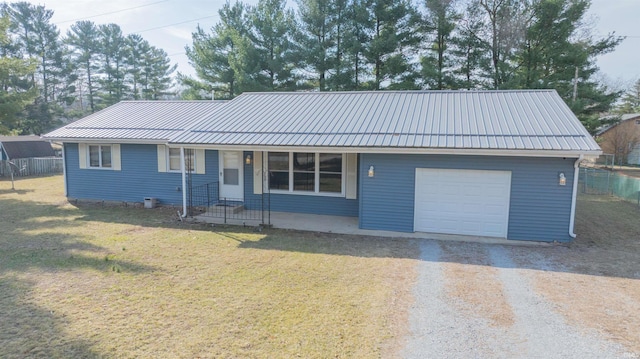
[510,194,640,355]
[530,271,640,354]
[378,250,417,359]
[440,242,515,328]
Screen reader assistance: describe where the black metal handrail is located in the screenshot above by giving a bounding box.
[190,181,220,208]
[188,181,271,224]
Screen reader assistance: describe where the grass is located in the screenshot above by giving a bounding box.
[0,176,417,358]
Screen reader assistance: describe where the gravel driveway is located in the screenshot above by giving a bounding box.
[402,240,630,359]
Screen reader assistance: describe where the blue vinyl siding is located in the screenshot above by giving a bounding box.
[243,151,359,216]
[64,143,217,205]
[359,153,576,242]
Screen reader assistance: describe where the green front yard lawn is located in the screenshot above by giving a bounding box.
[0,176,417,358]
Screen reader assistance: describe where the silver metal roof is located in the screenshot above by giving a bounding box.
[44,101,227,141]
[171,90,600,152]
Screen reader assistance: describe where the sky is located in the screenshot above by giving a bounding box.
[20,0,640,90]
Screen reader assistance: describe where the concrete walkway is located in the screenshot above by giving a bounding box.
[194,210,549,246]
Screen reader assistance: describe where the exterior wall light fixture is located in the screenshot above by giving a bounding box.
[245,154,252,165]
[559,172,566,186]
[368,165,375,177]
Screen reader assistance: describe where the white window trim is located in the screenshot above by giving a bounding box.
[267,152,346,197]
[87,144,113,170]
[167,147,194,172]
[158,145,204,174]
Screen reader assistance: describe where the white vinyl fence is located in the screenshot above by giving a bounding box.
[0,157,63,177]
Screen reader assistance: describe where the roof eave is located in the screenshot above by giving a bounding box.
[43,137,167,144]
[167,143,602,158]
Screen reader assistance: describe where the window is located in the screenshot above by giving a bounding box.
[319,154,342,193]
[268,152,343,195]
[293,152,315,191]
[268,152,289,190]
[636,120,640,125]
[88,145,111,168]
[168,148,194,171]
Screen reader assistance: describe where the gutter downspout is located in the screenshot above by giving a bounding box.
[569,154,584,238]
[181,147,187,217]
[61,143,68,196]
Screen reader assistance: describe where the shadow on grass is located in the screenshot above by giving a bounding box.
[235,230,419,259]
[0,277,102,358]
[22,193,640,282]
[0,198,156,273]
[0,198,157,358]
[234,196,640,281]
[0,188,34,195]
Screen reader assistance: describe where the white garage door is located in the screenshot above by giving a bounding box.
[414,168,512,238]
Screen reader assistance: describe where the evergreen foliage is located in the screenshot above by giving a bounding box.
[0,14,36,134]
[616,79,640,114]
[0,0,627,134]
[183,0,622,132]
[0,1,177,135]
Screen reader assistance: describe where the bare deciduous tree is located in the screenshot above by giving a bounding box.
[607,124,640,165]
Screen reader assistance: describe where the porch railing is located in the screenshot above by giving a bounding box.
[190,181,220,209]
[189,181,271,224]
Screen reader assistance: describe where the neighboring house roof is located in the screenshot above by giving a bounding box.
[0,136,55,159]
[44,91,600,156]
[171,90,600,153]
[619,113,640,121]
[45,101,228,142]
[596,113,640,136]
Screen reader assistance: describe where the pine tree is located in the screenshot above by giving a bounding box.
[449,2,488,89]
[124,34,150,100]
[248,0,298,91]
[295,0,335,91]
[476,0,528,89]
[4,2,75,133]
[66,21,99,113]
[140,46,176,100]
[421,0,458,90]
[328,0,348,90]
[98,23,127,106]
[339,0,370,90]
[511,0,622,133]
[364,0,421,90]
[182,1,263,99]
[616,79,640,114]
[0,15,36,134]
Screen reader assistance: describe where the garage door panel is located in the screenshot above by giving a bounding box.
[440,219,460,231]
[483,204,505,215]
[442,185,460,195]
[414,168,511,238]
[460,220,482,232]
[462,203,483,213]
[441,202,460,213]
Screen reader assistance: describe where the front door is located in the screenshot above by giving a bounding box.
[219,151,244,200]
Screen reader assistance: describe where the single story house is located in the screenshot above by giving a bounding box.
[44,90,601,242]
[0,135,55,160]
[596,113,640,165]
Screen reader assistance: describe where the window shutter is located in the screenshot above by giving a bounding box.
[195,149,205,174]
[345,153,357,199]
[112,144,121,171]
[157,145,167,172]
[78,143,87,169]
[253,151,263,194]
